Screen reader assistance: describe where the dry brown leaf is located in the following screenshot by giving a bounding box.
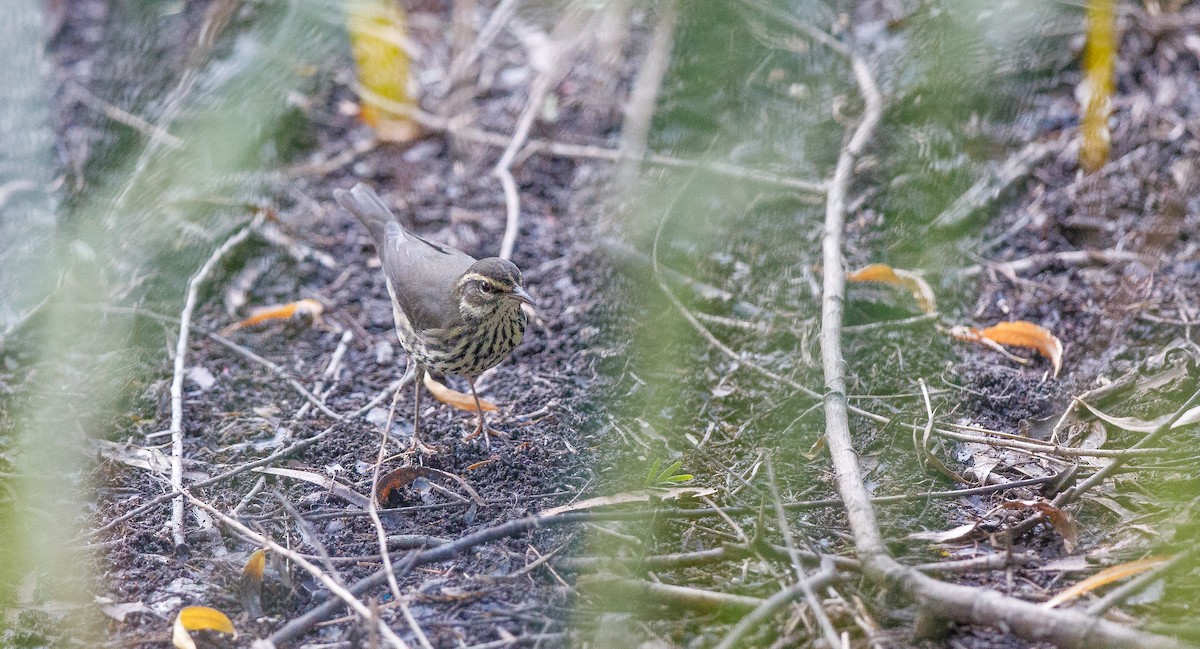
[375,466,485,506]
[172,606,236,649]
[424,372,498,412]
[222,298,324,334]
[538,487,718,518]
[847,263,937,314]
[1043,556,1168,608]
[999,500,1078,553]
[951,321,1063,377]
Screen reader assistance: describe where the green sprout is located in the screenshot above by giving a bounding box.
[644,458,694,489]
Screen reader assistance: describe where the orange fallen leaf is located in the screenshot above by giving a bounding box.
[240,549,267,619]
[847,263,937,314]
[242,548,266,581]
[1043,556,1168,608]
[951,321,1063,377]
[172,606,236,649]
[222,298,324,334]
[423,373,498,412]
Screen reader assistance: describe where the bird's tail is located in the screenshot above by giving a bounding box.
[334,183,399,248]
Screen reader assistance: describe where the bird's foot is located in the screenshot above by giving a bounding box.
[406,435,439,456]
[463,422,507,442]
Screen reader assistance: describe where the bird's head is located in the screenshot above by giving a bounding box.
[455,258,535,322]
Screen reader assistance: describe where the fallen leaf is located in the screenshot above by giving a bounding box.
[537,487,718,518]
[95,440,171,475]
[999,500,1078,553]
[1079,400,1200,433]
[1078,0,1115,173]
[221,299,324,335]
[424,373,498,412]
[99,599,157,623]
[1043,556,1168,608]
[253,467,370,509]
[240,549,267,619]
[951,321,1063,377]
[907,522,982,544]
[172,606,236,649]
[346,0,420,141]
[375,466,485,506]
[847,263,937,314]
[186,366,216,391]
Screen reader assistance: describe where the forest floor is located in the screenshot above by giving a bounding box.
[4,1,1200,648]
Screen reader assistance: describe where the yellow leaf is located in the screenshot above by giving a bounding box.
[242,548,266,581]
[346,0,419,142]
[847,263,937,314]
[173,606,236,649]
[1043,557,1168,608]
[1079,0,1115,173]
[423,373,498,412]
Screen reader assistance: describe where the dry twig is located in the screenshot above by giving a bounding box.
[169,219,258,550]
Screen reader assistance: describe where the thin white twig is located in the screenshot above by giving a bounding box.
[170,219,258,549]
[809,18,1189,649]
[616,0,677,183]
[368,375,434,649]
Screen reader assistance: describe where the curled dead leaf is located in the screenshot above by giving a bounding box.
[222,298,324,334]
[375,466,485,506]
[253,467,370,509]
[951,321,1063,377]
[847,263,937,314]
[537,487,718,518]
[172,606,236,649]
[424,372,498,412]
[999,500,1078,553]
[1043,556,1168,608]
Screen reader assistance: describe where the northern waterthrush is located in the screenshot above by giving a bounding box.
[335,183,534,451]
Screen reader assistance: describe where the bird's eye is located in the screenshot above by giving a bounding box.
[479,281,495,294]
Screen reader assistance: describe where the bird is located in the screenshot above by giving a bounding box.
[335,182,534,452]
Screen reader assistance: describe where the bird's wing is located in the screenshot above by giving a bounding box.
[336,183,476,332]
[380,222,476,332]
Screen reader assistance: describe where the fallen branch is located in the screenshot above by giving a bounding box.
[808,16,1191,649]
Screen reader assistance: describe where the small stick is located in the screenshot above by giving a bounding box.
[169,220,258,550]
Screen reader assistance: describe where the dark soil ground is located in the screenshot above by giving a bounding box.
[4,1,1200,648]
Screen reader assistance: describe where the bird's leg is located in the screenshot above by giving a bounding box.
[462,377,497,446]
[409,366,437,455]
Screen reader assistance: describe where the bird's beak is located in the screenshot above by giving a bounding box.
[509,286,536,307]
